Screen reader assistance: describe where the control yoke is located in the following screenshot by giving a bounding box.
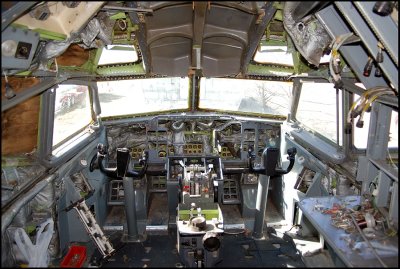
[249,147,297,176]
[93,143,148,178]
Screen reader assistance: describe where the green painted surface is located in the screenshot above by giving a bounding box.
[96,63,146,76]
[11,23,67,40]
[25,225,36,235]
[273,2,284,10]
[33,28,67,40]
[247,63,294,75]
[260,39,287,47]
[274,9,283,21]
[14,70,32,76]
[80,48,103,73]
[178,209,219,221]
[292,51,315,74]
[110,12,127,20]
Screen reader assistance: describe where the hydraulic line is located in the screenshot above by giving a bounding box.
[329,32,354,83]
[347,87,394,124]
[357,90,395,127]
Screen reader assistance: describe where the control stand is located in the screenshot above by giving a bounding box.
[248,147,297,239]
[92,143,148,242]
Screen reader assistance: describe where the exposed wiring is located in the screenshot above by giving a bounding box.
[1,185,14,191]
[368,175,379,196]
[348,87,388,121]
[347,87,395,126]
[329,32,354,83]
[349,213,388,267]
[1,168,8,183]
[286,224,302,233]
[387,149,398,169]
[3,71,9,83]
[357,90,395,126]
[54,58,58,75]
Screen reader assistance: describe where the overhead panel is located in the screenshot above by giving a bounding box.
[202,4,252,77]
[149,36,192,76]
[133,1,265,77]
[145,3,193,77]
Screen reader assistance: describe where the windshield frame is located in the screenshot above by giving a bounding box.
[96,75,293,121]
[96,76,192,120]
[197,76,292,120]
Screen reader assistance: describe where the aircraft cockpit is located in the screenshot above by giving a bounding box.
[1,1,398,268]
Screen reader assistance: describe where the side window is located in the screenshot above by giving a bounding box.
[353,104,398,150]
[295,82,343,145]
[53,84,92,148]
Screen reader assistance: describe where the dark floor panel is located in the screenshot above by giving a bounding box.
[104,206,126,226]
[89,191,304,267]
[147,192,169,226]
[219,204,243,223]
[102,232,181,267]
[100,227,304,268]
[216,228,305,267]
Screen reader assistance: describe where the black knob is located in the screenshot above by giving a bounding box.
[373,1,394,16]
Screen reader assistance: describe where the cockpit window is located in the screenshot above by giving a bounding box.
[353,105,398,150]
[97,77,189,118]
[97,45,139,65]
[53,84,92,147]
[295,81,343,145]
[253,44,330,66]
[199,78,292,116]
[253,45,294,66]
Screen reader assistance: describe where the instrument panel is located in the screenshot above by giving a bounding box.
[105,117,281,163]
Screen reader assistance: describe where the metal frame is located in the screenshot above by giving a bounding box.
[126,3,151,74]
[334,2,398,92]
[311,6,398,211]
[37,87,56,160]
[289,77,347,164]
[315,5,390,90]
[341,89,352,157]
[192,2,208,70]
[1,77,68,112]
[341,78,398,108]
[353,2,398,67]
[288,78,302,121]
[1,2,38,32]
[366,102,392,160]
[241,2,276,75]
[37,79,101,168]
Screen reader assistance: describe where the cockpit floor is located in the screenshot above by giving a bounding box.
[91,194,304,268]
[98,227,304,268]
[53,193,306,267]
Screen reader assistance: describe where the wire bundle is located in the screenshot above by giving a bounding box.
[347,87,396,128]
[329,32,354,84]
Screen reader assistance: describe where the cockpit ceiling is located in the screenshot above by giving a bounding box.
[133,1,266,77]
